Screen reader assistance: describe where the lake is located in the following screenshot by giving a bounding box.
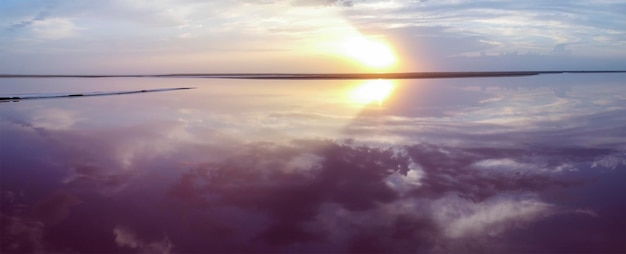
[1,73,625,253]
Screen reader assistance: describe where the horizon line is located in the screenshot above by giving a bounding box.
[1,70,625,80]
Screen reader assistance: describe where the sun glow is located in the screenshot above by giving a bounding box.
[343,37,397,69]
[350,79,395,105]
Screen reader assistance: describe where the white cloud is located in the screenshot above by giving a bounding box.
[384,160,425,195]
[432,194,554,238]
[285,153,324,174]
[1,1,625,74]
[472,158,537,171]
[31,108,81,130]
[31,18,78,40]
[591,152,626,170]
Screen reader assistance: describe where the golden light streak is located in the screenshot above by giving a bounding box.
[349,79,395,105]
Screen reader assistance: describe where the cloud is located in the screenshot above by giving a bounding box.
[434,194,554,238]
[591,152,626,170]
[62,162,134,195]
[164,138,621,252]
[4,9,78,40]
[472,158,537,171]
[1,0,625,73]
[384,160,425,196]
[1,90,624,252]
[284,152,324,174]
[339,75,626,148]
[30,108,81,130]
[0,111,241,200]
[30,18,78,39]
[337,0,626,70]
[0,129,623,253]
[0,216,45,253]
[113,226,173,254]
[291,0,356,7]
[6,11,49,31]
[114,226,142,248]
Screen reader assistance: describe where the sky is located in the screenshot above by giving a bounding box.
[1,0,626,73]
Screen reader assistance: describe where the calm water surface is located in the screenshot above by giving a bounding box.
[1,74,625,253]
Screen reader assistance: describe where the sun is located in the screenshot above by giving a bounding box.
[349,79,395,105]
[343,37,397,69]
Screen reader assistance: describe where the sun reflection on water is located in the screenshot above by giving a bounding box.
[349,79,395,106]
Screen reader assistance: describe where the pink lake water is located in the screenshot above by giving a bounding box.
[1,73,625,253]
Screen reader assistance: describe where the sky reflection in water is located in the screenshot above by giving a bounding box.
[1,74,625,253]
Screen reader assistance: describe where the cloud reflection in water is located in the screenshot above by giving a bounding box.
[0,74,625,253]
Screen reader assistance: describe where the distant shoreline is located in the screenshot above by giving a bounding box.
[0,87,195,102]
[1,71,625,80]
